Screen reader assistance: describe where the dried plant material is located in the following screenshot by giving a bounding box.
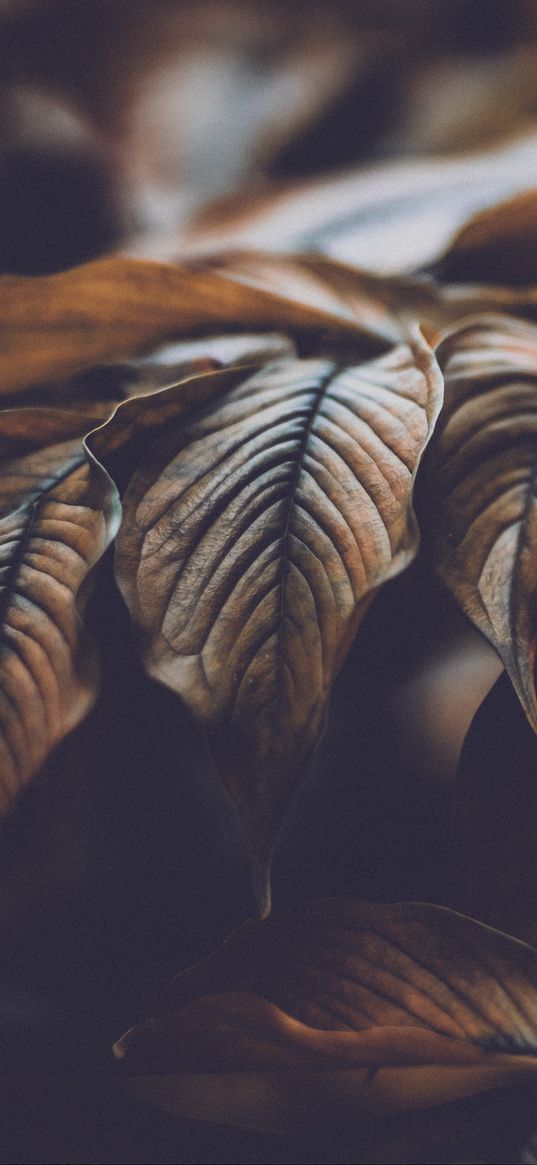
[422,313,537,734]
[435,188,537,286]
[0,404,119,815]
[0,255,365,397]
[200,251,406,347]
[201,247,537,348]
[114,898,537,1131]
[121,332,296,397]
[106,334,442,910]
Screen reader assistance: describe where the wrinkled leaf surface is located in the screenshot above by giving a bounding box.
[108,336,442,901]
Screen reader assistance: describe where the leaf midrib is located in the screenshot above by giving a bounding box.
[0,451,86,635]
[275,362,339,695]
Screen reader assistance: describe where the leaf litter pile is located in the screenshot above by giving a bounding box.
[7,8,537,1165]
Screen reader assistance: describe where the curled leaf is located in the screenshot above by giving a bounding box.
[0,255,365,397]
[202,248,537,348]
[0,404,119,815]
[114,898,537,1130]
[105,334,442,908]
[421,313,537,733]
[199,251,406,348]
[435,188,537,287]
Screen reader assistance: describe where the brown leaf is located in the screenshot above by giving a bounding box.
[201,247,537,348]
[113,898,537,1131]
[435,188,537,287]
[453,674,537,944]
[0,403,119,815]
[104,333,442,911]
[421,313,537,734]
[0,254,367,397]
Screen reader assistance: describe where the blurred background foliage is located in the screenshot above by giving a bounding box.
[2,0,537,271]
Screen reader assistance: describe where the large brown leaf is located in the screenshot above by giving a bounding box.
[0,404,119,815]
[197,251,406,347]
[0,254,369,397]
[201,247,537,347]
[107,334,442,910]
[113,898,537,1131]
[421,313,537,734]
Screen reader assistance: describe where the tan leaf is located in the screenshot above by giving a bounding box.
[0,404,119,815]
[201,247,537,348]
[113,899,537,1131]
[104,333,442,911]
[422,313,537,734]
[0,254,367,397]
[199,250,406,347]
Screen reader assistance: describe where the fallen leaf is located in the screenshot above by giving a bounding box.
[453,674,537,944]
[434,188,537,286]
[0,404,119,815]
[198,251,406,347]
[104,333,442,911]
[113,898,537,1131]
[420,313,537,734]
[0,254,368,397]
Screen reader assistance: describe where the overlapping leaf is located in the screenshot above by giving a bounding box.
[103,333,442,908]
[114,898,537,1130]
[201,248,537,347]
[198,251,406,347]
[0,404,119,815]
[435,188,537,287]
[421,313,537,733]
[0,254,367,397]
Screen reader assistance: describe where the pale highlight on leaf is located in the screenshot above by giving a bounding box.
[111,334,442,902]
[174,130,537,274]
[0,255,366,397]
[114,899,537,1130]
[0,405,120,815]
[423,314,537,734]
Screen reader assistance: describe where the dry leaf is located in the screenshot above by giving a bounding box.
[0,254,367,397]
[113,898,537,1131]
[421,313,537,733]
[200,247,537,347]
[102,333,442,911]
[0,404,119,815]
[435,188,537,286]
